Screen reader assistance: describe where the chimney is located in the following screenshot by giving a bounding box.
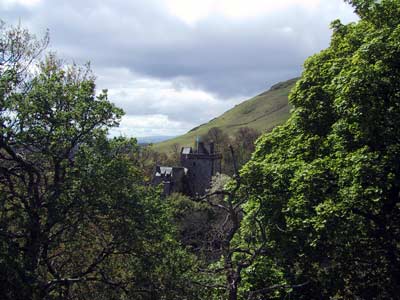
[209,142,215,154]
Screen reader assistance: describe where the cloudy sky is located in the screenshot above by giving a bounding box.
[1,0,357,138]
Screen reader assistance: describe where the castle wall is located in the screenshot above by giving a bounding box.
[152,166,188,196]
[152,142,222,197]
[181,153,222,196]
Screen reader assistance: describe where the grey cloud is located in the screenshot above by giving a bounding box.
[1,0,357,136]
[103,74,242,124]
[1,0,355,99]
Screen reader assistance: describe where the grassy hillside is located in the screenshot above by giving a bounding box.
[152,78,298,153]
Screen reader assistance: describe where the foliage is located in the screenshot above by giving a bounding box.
[3,0,400,298]
[167,193,218,257]
[240,0,400,298]
[200,127,260,175]
[0,22,201,300]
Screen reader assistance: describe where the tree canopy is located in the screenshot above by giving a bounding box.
[239,0,400,298]
[2,0,400,298]
[0,23,203,300]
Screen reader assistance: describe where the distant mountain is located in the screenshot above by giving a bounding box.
[137,135,176,144]
[152,78,298,153]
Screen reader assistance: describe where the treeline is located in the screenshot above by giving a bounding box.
[2,0,400,299]
[143,126,260,177]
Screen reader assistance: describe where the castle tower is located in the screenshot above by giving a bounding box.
[180,141,222,196]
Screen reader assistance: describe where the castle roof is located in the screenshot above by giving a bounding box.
[181,147,192,155]
[154,166,188,178]
[181,142,218,156]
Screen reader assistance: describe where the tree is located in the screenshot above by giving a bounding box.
[0,20,49,91]
[201,127,229,152]
[240,0,400,298]
[232,127,260,168]
[186,146,276,300]
[168,142,181,165]
[201,127,236,174]
[0,23,201,300]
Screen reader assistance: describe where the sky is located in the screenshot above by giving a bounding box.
[1,0,358,138]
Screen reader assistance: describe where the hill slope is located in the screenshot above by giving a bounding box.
[152,78,298,153]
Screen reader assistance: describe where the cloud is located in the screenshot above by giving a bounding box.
[1,0,42,9]
[2,0,356,97]
[110,114,193,138]
[99,68,242,122]
[164,0,321,25]
[97,67,243,135]
[1,0,357,136]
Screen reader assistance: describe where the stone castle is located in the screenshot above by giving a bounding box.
[152,141,222,197]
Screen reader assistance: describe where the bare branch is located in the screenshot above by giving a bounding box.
[247,281,310,300]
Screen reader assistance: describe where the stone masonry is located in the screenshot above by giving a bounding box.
[152,141,222,197]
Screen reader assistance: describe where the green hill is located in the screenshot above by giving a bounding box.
[152,78,298,153]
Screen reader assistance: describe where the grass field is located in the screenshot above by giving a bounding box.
[152,78,298,153]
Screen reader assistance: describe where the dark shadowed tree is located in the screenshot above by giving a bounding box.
[232,127,260,167]
[201,127,234,174]
[201,127,229,152]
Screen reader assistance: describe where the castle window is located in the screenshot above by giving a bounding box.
[193,162,196,166]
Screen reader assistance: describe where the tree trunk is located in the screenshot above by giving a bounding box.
[228,283,238,300]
